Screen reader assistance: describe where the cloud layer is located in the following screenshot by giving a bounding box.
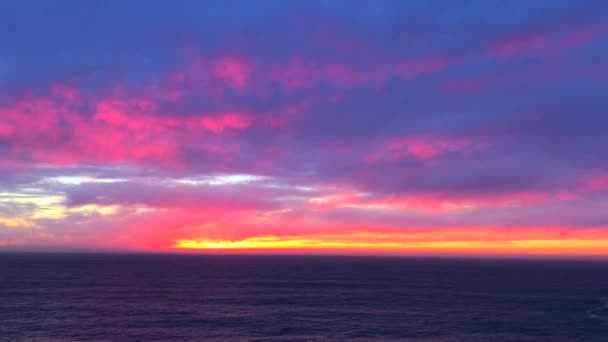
[1,0,607,255]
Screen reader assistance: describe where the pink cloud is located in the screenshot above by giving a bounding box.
[556,192,581,201]
[586,175,608,191]
[486,26,607,60]
[51,84,78,101]
[165,49,455,98]
[212,55,250,90]
[367,136,472,161]
[487,32,548,58]
[0,83,262,167]
[194,113,252,133]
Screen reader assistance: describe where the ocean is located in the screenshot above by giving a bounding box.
[0,253,607,341]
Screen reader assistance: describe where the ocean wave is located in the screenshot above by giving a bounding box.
[587,297,608,319]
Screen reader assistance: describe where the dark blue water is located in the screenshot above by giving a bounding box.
[1,254,607,341]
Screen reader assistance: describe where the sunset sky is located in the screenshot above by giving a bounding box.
[1,0,608,256]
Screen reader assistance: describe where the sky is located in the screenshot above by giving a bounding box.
[1,0,608,256]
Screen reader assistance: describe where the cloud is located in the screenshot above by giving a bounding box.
[0,0,607,253]
[62,179,294,211]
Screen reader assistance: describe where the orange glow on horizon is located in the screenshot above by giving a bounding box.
[171,231,608,256]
